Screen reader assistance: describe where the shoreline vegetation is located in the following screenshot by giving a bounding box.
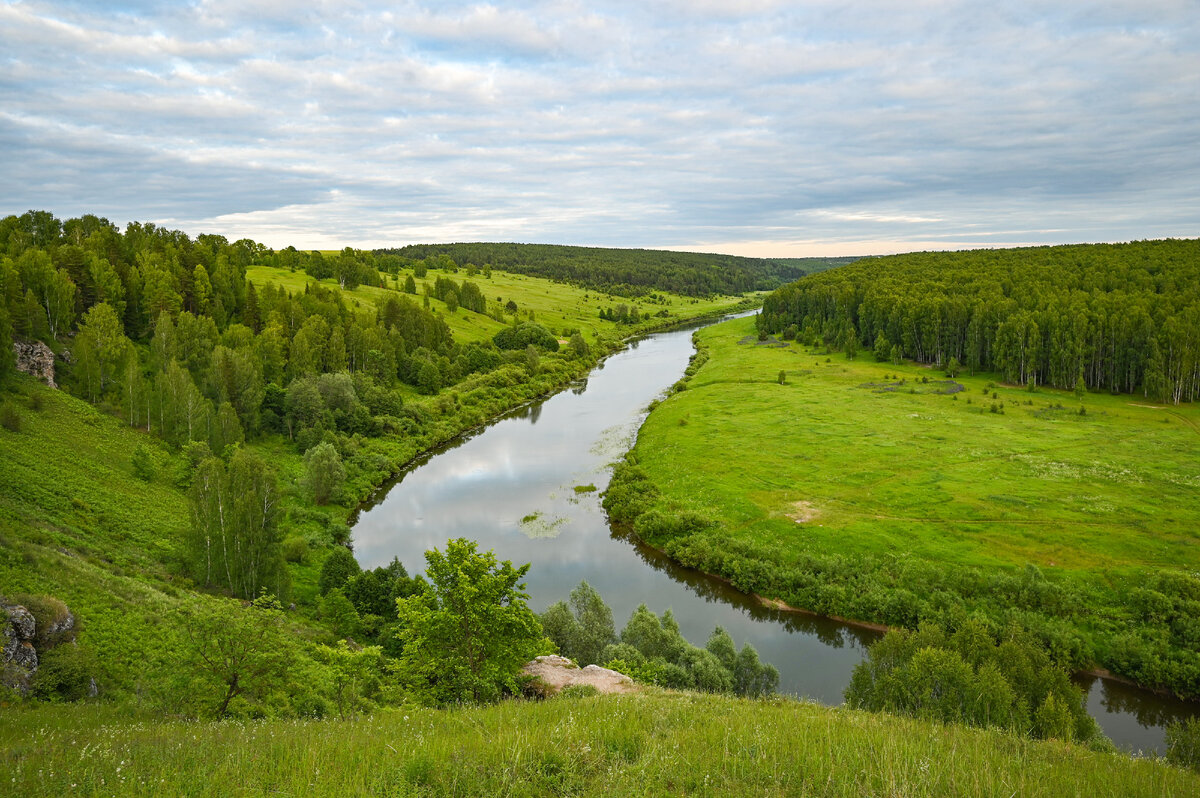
[603,309,1200,708]
[623,523,1178,696]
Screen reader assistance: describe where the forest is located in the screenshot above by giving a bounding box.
[757,240,1200,403]
[381,241,854,298]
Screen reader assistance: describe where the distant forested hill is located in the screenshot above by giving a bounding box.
[379,242,857,298]
[759,240,1200,403]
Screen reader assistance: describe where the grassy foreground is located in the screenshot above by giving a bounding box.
[2,692,1196,797]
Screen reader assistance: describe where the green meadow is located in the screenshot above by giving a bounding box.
[634,315,1200,574]
[245,263,756,348]
[610,314,1200,696]
[4,692,1196,797]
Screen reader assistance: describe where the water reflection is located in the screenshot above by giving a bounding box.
[613,526,879,650]
[1074,674,1200,753]
[351,310,1193,754]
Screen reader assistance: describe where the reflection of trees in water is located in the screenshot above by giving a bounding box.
[352,394,557,518]
[571,379,588,396]
[610,526,880,651]
[1075,675,1200,729]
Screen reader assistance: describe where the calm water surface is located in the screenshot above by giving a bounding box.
[351,316,1197,754]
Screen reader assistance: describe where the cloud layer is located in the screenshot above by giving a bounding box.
[2,1,1197,254]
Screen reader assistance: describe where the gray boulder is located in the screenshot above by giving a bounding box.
[2,603,39,694]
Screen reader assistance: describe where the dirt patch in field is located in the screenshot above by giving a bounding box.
[786,500,820,524]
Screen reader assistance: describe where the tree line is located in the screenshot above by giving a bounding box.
[379,242,851,299]
[758,240,1200,403]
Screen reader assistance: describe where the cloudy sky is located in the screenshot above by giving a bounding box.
[1,1,1197,255]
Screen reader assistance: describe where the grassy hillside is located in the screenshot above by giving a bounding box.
[0,376,202,694]
[607,315,1200,697]
[246,263,753,349]
[3,692,1196,797]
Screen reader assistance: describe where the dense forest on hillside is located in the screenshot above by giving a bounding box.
[381,242,855,298]
[758,240,1200,403]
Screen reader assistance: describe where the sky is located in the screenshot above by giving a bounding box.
[1,1,1197,256]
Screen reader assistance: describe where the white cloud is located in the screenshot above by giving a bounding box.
[1,0,1198,252]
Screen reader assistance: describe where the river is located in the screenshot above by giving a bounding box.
[351,313,1197,755]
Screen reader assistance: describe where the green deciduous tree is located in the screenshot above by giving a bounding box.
[178,594,293,716]
[74,302,130,401]
[396,538,548,705]
[304,441,346,504]
[318,546,361,596]
[540,580,616,666]
[187,449,286,600]
[320,587,360,640]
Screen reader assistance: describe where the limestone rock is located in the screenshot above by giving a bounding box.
[2,603,39,694]
[13,340,56,388]
[521,654,638,697]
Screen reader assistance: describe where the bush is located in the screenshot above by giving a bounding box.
[1,403,20,432]
[282,536,309,564]
[131,444,155,482]
[493,322,559,352]
[1167,717,1200,771]
[33,643,94,701]
[318,547,361,596]
[559,684,600,699]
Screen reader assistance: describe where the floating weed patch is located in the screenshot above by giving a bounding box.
[588,422,638,462]
[573,484,597,494]
[519,511,568,539]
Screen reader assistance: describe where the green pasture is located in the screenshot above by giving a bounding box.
[634,315,1200,576]
[3,693,1195,797]
[245,264,755,347]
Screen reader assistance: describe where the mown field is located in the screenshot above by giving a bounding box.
[3,692,1196,797]
[634,315,1200,574]
[608,314,1200,696]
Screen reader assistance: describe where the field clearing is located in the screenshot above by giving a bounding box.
[246,264,755,347]
[2,693,1194,797]
[635,315,1200,576]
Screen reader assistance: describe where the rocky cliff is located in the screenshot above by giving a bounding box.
[13,341,56,388]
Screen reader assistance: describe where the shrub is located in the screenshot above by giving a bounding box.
[559,684,600,699]
[282,536,309,564]
[131,444,155,482]
[318,547,361,596]
[1,403,20,432]
[1167,717,1200,771]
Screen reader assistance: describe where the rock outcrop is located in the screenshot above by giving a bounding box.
[13,341,56,387]
[1,596,81,696]
[2,603,39,694]
[521,655,638,697]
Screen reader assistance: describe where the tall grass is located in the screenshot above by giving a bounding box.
[2,693,1195,796]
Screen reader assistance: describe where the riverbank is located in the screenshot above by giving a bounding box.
[600,313,1200,747]
[348,297,761,517]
